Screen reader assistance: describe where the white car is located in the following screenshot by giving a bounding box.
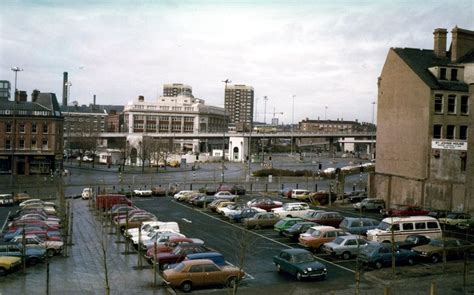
[126,221,180,240]
[271,202,314,219]
[139,230,186,250]
[133,189,153,197]
[217,204,241,216]
[173,191,195,200]
[214,191,238,201]
[82,188,93,200]
[10,234,63,257]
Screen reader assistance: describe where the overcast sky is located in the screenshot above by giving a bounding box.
[1,0,472,124]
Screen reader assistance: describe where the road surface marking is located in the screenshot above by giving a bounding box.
[181,218,192,223]
[173,201,355,274]
[1,210,11,232]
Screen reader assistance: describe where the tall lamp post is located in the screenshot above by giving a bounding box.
[65,82,72,162]
[263,96,268,124]
[221,79,231,183]
[10,67,23,185]
[291,95,295,155]
[371,101,376,160]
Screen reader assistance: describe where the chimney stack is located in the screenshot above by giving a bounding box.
[93,94,96,105]
[138,95,144,102]
[17,91,27,102]
[31,89,40,102]
[62,72,68,106]
[433,28,447,58]
[451,27,474,62]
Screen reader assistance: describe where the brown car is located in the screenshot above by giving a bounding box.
[163,259,244,292]
[298,226,349,251]
[243,212,280,229]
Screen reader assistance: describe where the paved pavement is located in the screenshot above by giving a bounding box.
[0,200,171,295]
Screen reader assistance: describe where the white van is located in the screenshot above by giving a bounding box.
[367,216,442,243]
[0,194,14,206]
[291,189,310,200]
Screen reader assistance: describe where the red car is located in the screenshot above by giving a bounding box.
[217,185,232,192]
[247,198,283,212]
[145,237,204,262]
[8,219,60,231]
[382,205,429,217]
[153,243,212,270]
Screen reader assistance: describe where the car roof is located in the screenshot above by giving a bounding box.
[281,248,311,255]
[309,225,337,231]
[186,252,223,259]
[180,259,216,266]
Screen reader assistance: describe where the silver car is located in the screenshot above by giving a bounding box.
[322,235,368,260]
[353,198,385,211]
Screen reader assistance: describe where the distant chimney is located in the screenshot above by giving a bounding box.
[451,27,474,62]
[17,90,27,102]
[433,28,447,58]
[93,94,96,105]
[62,72,68,106]
[31,89,40,102]
[138,95,144,102]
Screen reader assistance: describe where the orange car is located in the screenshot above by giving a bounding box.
[298,226,349,251]
[163,259,245,292]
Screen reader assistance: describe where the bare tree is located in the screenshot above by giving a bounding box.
[69,120,99,167]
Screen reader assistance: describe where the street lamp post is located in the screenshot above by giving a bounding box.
[221,79,231,183]
[10,67,23,185]
[291,95,295,155]
[65,82,72,163]
[371,101,376,160]
[325,106,328,121]
[263,96,268,124]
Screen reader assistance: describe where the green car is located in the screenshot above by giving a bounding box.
[457,217,474,230]
[439,213,471,227]
[274,217,304,234]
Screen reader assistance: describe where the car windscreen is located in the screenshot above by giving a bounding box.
[293,252,315,263]
[429,240,444,247]
[173,262,185,272]
[332,237,345,245]
[378,221,390,230]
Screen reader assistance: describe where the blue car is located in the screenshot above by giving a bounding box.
[339,217,379,235]
[273,248,327,281]
[0,242,46,265]
[166,252,226,269]
[229,208,261,223]
[358,242,417,269]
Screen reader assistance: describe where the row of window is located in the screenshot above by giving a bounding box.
[434,94,469,115]
[433,124,468,140]
[439,67,458,81]
[3,122,49,134]
[4,139,48,150]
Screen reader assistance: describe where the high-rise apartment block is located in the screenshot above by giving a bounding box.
[373,27,474,213]
[224,84,254,131]
[0,81,11,100]
[163,83,193,98]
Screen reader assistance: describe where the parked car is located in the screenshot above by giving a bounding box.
[273,248,327,281]
[367,216,442,243]
[140,230,186,251]
[427,210,449,219]
[339,217,379,235]
[217,203,243,217]
[243,212,280,229]
[247,198,282,211]
[208,199,230,211]
[151,186,167,196]
[230,185,246,195]
[14,192,31,204]
[229,208,265,223]
[133,189,153,197]
[0,242,46,265]
[381,204,429,218]
[438,213,471,227]
[274,217,304,234]
[154,243,213,270]
[117,214,157,232]
[183,252,226,267]
[162,259,244,292]
[304,211,344,228]
[173,191,196,201]
[298,226,349,251]
[96,194,132,211]
[353,198,385,211]
[145,237,204,263]
[281,221,318,241]
[322,235,368,260]
[347,192,368,203]
[396,235,431,250]
[411,238,474,263]
[272,203,313,219]
[457,217,474,230]
[199,186,217,195]
[291,189,310,201]
[217,184,232,192]
[358,242,417,269]
[81,188,93,200]
[191,195,216,207]
[0,194,14,206]
[307,191,337,205]
[0,256,21,276]
[212,201,235,213]
[279,187,293,198]
[214,191,238,201]
[10,234,63,257]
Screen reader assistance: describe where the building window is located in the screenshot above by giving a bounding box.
[32,123,37,133]
[451,69,458,81]
[446,125,455,139]
[460,126,468,140]
[19,139,25,149]
[43,124,49,134]
[433,125,442,139]
[5,139,11,150]
[447,95,456,114]
[42,140,48,150]
[19,123,25,133]
[434,94,443,113]
[460,96,469,115]
[31,139,37,149]
[440,68,447,80]
[6,123,11,133]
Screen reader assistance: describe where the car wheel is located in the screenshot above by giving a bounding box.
[47,248,56,257]
[0,267,6,276]
[287,215,292,218]
[296,272,303,281]
[28,257,39,266]
[254,224,261,230]
[276,263,281,273]
[375,260,383,269]
[431,254,440,263]
[342,251,351,260]
[407,257,415,265]
[180,281,192,292]
[227,276,238,288]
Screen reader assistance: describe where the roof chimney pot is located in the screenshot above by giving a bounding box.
[433,28,447,58]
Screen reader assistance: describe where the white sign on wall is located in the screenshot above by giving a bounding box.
[431,140,467,151]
